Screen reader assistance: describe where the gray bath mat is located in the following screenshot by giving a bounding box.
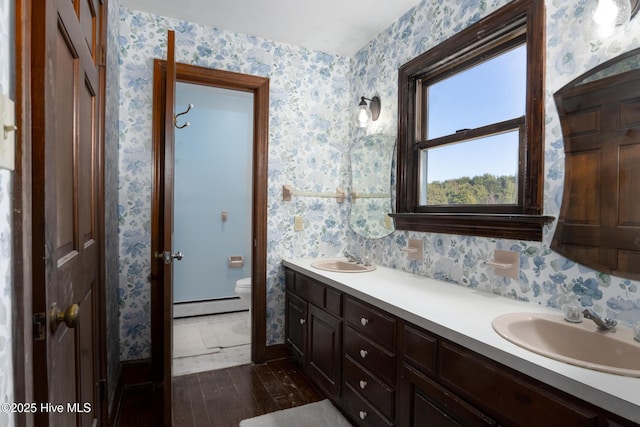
[238,399,352,427]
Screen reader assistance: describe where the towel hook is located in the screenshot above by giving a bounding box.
[174,103,193,129]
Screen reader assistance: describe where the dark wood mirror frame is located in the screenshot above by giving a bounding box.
[552,47,640,281]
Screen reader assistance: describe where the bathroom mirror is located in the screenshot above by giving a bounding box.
[349,134,396,238]
[552,47,640,280]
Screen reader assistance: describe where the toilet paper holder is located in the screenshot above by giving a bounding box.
[228,256,244,268]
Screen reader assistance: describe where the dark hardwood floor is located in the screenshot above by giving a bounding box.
[115,359,324,426]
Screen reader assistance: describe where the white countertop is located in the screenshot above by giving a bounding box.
[282,258,640,424]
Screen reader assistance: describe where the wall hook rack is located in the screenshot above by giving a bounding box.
[174,103,193,129]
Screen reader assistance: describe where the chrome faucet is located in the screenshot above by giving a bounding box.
[344,251,361,264]
[582,309,617,331]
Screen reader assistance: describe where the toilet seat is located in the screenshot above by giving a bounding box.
[236,277,251,289]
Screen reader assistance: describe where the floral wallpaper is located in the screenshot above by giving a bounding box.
[118,0,640,360]
[0,0,13,424]
[117,8,351,357]
[105,0,121,414]
[349,0,640,327]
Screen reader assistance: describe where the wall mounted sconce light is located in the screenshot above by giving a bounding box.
[593,0,639,37]
[356,96,381,128]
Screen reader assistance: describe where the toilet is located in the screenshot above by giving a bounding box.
[235,277,252,328]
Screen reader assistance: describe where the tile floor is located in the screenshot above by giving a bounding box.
[173,311,251,376]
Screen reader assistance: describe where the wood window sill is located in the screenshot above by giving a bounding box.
[390,213,555,242]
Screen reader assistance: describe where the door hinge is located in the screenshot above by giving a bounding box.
[33,312,46,341]
[99,45,106,67]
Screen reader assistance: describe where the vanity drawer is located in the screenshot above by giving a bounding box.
[284,268,295,290]
[344,326,396,386]
[438,341,599,427]
[342,382,393,427]
[345,297,396,349]
[292,273,325,308]
[403,324,438,376]
[325,287,343,318]
[344,354,394,419]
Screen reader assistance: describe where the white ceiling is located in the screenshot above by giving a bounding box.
[120,0,422,57]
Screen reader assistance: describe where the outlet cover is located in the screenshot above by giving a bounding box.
[294,215,304,231]
[491,249,519,279]
[406,239,423,260]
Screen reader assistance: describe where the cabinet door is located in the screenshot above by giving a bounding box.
[439,341,599,427]
[308,304,342,399]
[397,364,496,427]
[285,290,307,363]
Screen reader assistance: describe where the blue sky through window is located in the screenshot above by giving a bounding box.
[425,44,526,183]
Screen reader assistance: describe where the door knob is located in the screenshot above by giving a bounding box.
[50,303,80,332]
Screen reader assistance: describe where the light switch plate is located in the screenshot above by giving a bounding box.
[294,215,304,231]
[0,94,16,171]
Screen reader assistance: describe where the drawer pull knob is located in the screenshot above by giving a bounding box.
[299,318,305,325]
[359,380,367,389]
[359,411,367,420]
[359,349,368,359]
[360,317,369,326]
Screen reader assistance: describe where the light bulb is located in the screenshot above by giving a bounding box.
[356,104,371,128]
[593,0,631,37]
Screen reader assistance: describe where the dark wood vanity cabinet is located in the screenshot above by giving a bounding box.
[397,324,497,427]
[342,296,397,426]
[284,282,306,364]
[397,363,497,427]
[438,341,599,427]
[307,304,342,398]
[284,268,639,427]
[285,270,342,399]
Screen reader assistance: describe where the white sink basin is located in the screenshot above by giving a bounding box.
[492,313,640,377]
[311,259,376,273]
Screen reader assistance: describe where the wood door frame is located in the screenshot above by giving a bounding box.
[12,0,109,425]
[12,1,35,425]
[150,62,270,390]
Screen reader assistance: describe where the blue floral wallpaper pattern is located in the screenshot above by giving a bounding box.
[105,0,121,413]
[117,8,351,358]
[349,0,640,326]
[118,0,640,360]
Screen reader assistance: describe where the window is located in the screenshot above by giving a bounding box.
[394,0,553,241]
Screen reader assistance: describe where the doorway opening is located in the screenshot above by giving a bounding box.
[172,82,254,375]
[151,61,270,387]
